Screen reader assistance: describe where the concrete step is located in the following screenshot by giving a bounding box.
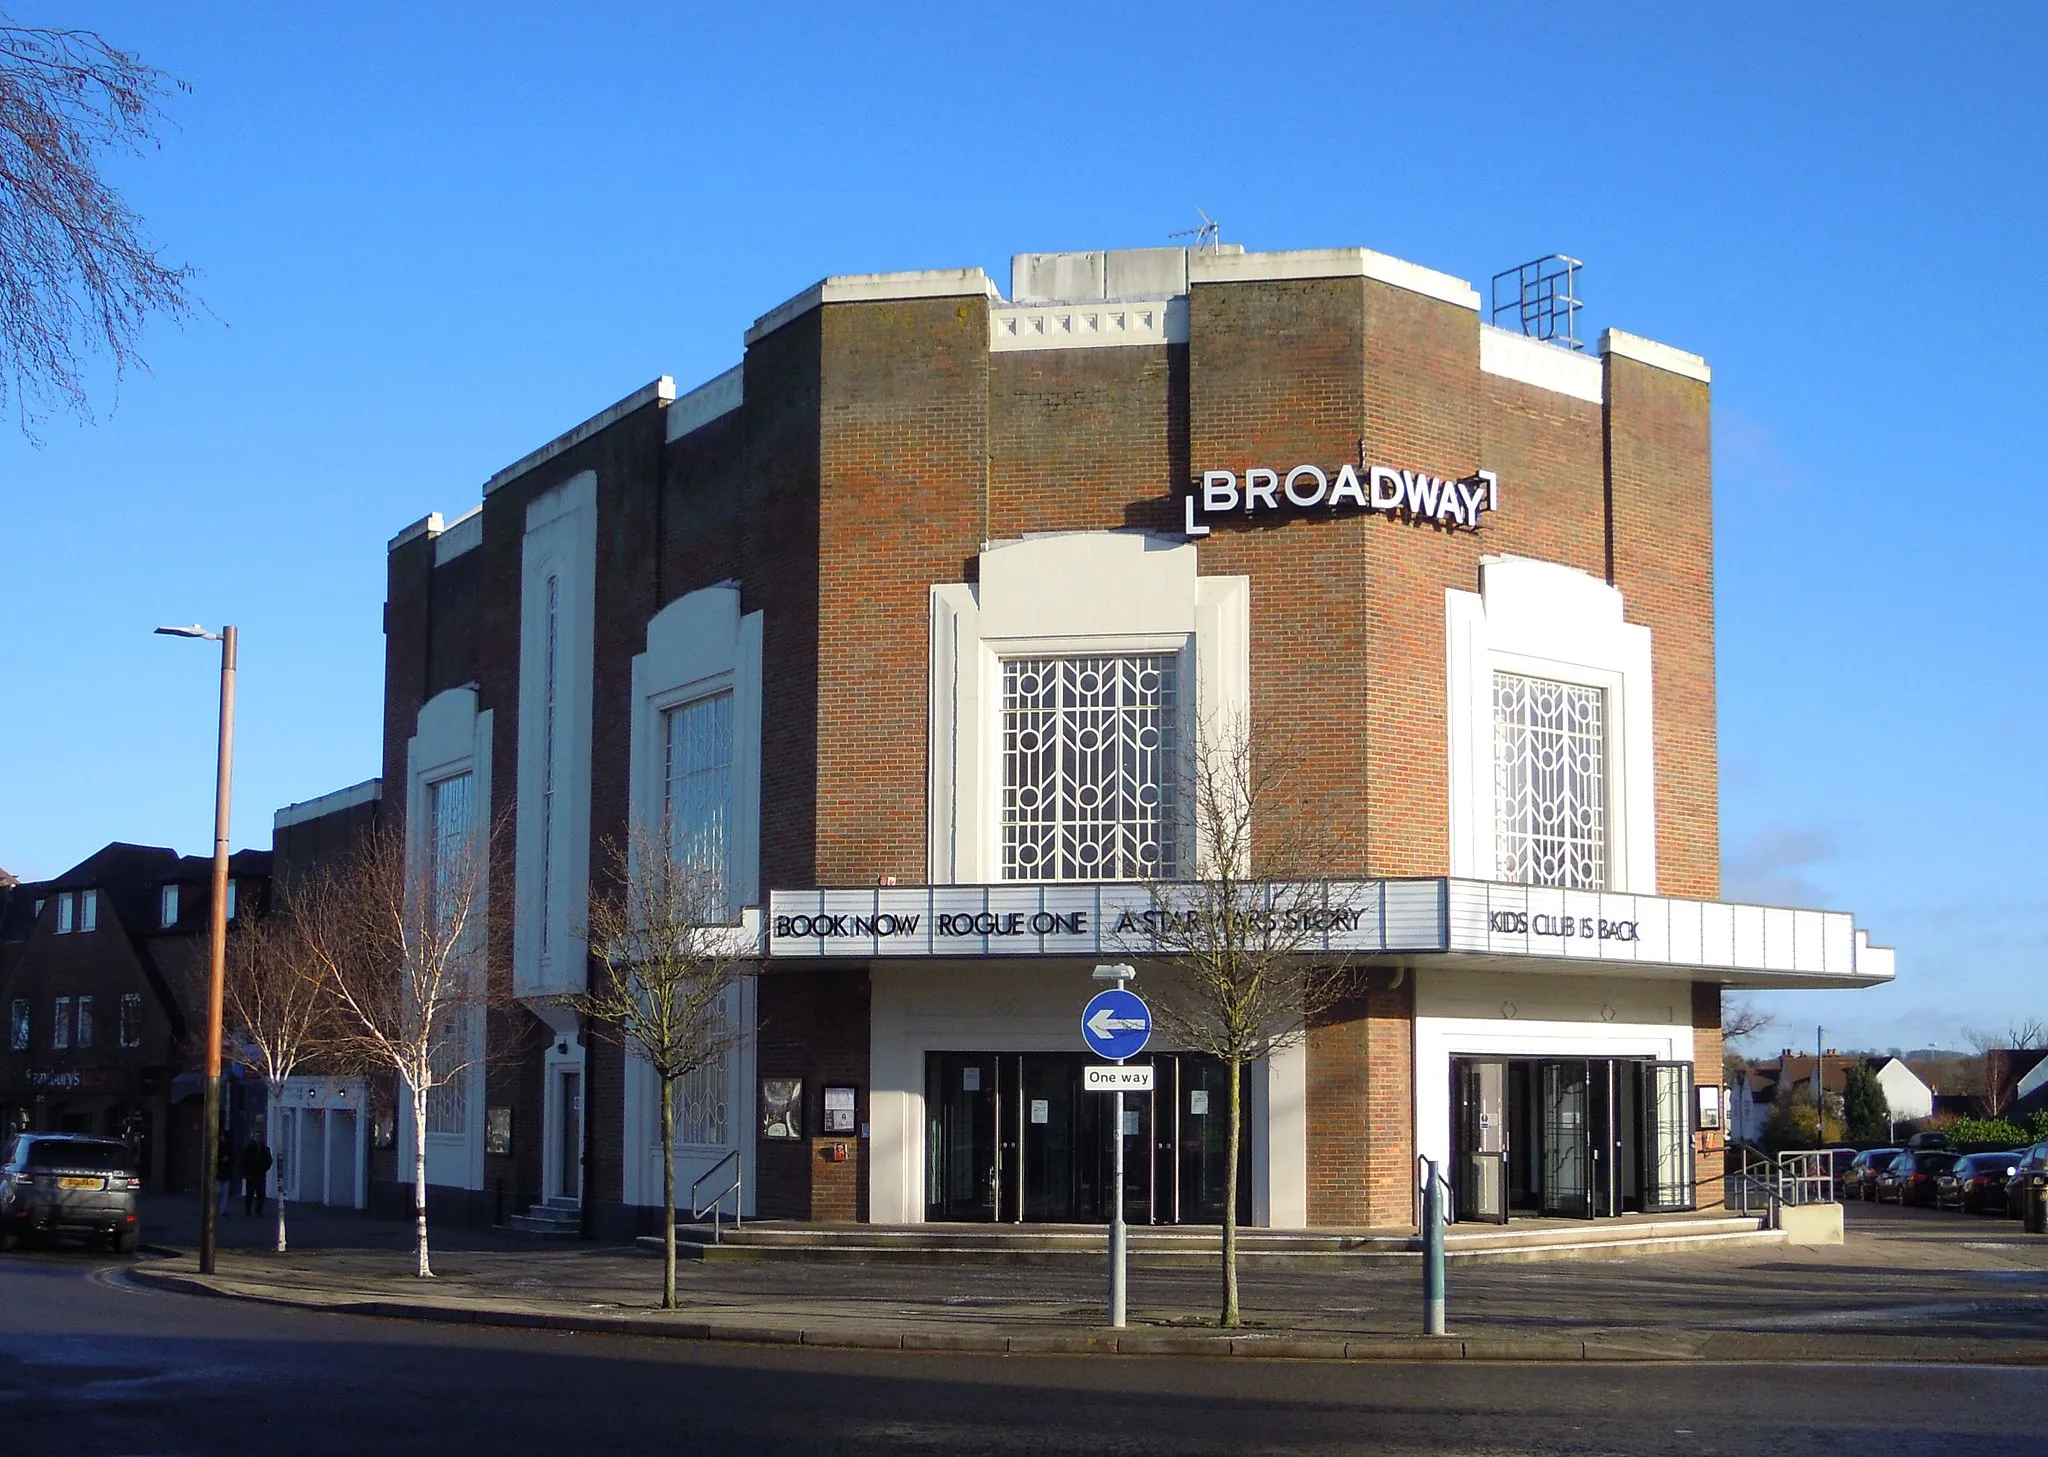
[504,1202,583,1238]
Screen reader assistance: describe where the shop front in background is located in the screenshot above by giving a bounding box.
[925,1052,1249,1225]
[1451,1056,1695,1222]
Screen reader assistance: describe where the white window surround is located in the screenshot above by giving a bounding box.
[401,686,493,1192]
[161,884,179,928]
[930,532,1250,885]
[513,470,597,1015]
[79,889,97,932]
[1446,556,1656,894]
[619,585,764,1213]
[619,975,757,1215]
[864,963,1306,1227]
[55,893,73,934]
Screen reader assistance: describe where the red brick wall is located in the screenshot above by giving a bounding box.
[1606,355,1718,899]
[1692,982,1726,1204]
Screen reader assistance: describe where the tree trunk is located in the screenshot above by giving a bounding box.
[1222,1055,1242,1328]
[266,1082,286,1253]
[660,1076,677,1310]
[412,1083,433,1279]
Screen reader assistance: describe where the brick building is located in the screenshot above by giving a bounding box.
[0,842,271,1191]
[379,241,1894,1234]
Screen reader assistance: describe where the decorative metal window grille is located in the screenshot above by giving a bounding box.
[676,1055,730,1147]
[75,996,92,1049]
[426,1013,469,1136]
[427,772,475,931]
[118,993,141,1049]
[1001,655,1179,881]
[1493,672,1606,889]
[663,692,734,915]
[52,997,70,1051]
[9,999,27,1051]
[540,574,559,957]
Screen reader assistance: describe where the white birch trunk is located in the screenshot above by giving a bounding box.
[412,1082,433,1278]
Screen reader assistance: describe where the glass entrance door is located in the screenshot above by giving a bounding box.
[1453,1058,1510,1224]
[554,1069,582,1203]
[925,1052,1245,1223]
[1540,1060,1594,1218]
[1642,1061,1696,1212]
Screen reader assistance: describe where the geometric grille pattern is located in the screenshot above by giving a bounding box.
[663,691,734,915]
[1493,671,1606,890]
[1002,654,1178,881]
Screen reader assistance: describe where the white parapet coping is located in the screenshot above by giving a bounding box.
[432,504,483,563]
[274,777,382,831]
[1599,328,1711,384]
[666,364,744,443]
[480,377,677,497]
[387,512,442,553]
[745,268,1002,346]
[989,296,1188,353]
[1188,247,1482,312]
[1479,324,1605,405]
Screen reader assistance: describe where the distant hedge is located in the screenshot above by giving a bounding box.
[1943,1111,2048,1149]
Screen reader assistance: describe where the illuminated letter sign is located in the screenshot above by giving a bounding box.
[1183,463,1498,538]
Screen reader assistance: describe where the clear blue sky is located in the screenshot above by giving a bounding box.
[2,3,2041,1054]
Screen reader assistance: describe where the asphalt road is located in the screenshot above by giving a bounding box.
[4,1247,2047,1457]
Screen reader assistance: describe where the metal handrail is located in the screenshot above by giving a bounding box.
[689,1149,744,1245]
[1414,1152,1457,1230]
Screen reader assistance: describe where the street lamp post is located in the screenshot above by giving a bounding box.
[156,623,237,1275]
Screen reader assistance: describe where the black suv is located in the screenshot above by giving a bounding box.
[0,1134,142,1252]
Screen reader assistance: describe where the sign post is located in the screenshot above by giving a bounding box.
[1084,965,1150,1329]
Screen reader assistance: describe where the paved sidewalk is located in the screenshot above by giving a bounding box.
[124,1197,2048,1364]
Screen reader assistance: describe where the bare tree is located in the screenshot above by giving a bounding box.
[1,14,196,438]
[1964,1021,2048,1117]
[1125,717,1355,1329]
[570,822,753,1310]
[1722,998,1772,1044]
[223,903,333,1253]
[297,817,505,1278]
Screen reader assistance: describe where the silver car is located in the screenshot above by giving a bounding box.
[0,1134,143,1252]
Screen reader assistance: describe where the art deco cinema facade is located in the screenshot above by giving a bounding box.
[376,242,1892,1235]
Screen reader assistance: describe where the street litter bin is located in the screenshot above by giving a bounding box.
[2026,1171,2048,1235]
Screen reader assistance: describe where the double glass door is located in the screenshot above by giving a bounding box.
[1452,1056,1695,1222]
[925,1052,1246,1224]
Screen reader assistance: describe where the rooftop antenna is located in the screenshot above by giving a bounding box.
[1169,207,1222,252]
[1491,254,1584,351]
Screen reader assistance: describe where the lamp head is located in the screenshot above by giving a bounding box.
[1092,963,1136,984]
[154,624,219,640]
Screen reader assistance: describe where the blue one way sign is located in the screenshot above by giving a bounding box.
[1081,987,1152,1061]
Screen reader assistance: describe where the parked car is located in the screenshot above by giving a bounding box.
[1840,1148,1903,1201]
[1906,1130,1952,1150]
[1875,1149,1958,1207]
[0,1134,142,1252]
[2006,1141,2048,1221]
[1936,1151,2027,1214]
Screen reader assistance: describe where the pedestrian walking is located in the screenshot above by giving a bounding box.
[241,1137,274,1216]
[215,1141,234,1217]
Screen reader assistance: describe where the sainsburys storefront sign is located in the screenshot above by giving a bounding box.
[1183,463,1499,537]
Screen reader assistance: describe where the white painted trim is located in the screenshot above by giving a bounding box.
[666,365,744,442]
[746,269,1000,346]
[1189,247,1482,311]
[927,533,1249,884]
[273,778,381,831]
[1446,557,1657,895]
[1479,324,1604,405]
[620,975,757,1215]
[1599,329,1711,384]
[513,471,597,1005]
[628,585,764,909]
[866,963,1293,1226]
[1411,968,1695,1178]
[989,297,1188,353]
[432,506,483,564]
[388,513,442,553]
[541,1040,587,1205]
[274,1077,369,1209]
[401,688,492,1193]
[482,377,677,497]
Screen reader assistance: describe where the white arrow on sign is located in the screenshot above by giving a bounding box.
[1086,1008,1148,1040]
